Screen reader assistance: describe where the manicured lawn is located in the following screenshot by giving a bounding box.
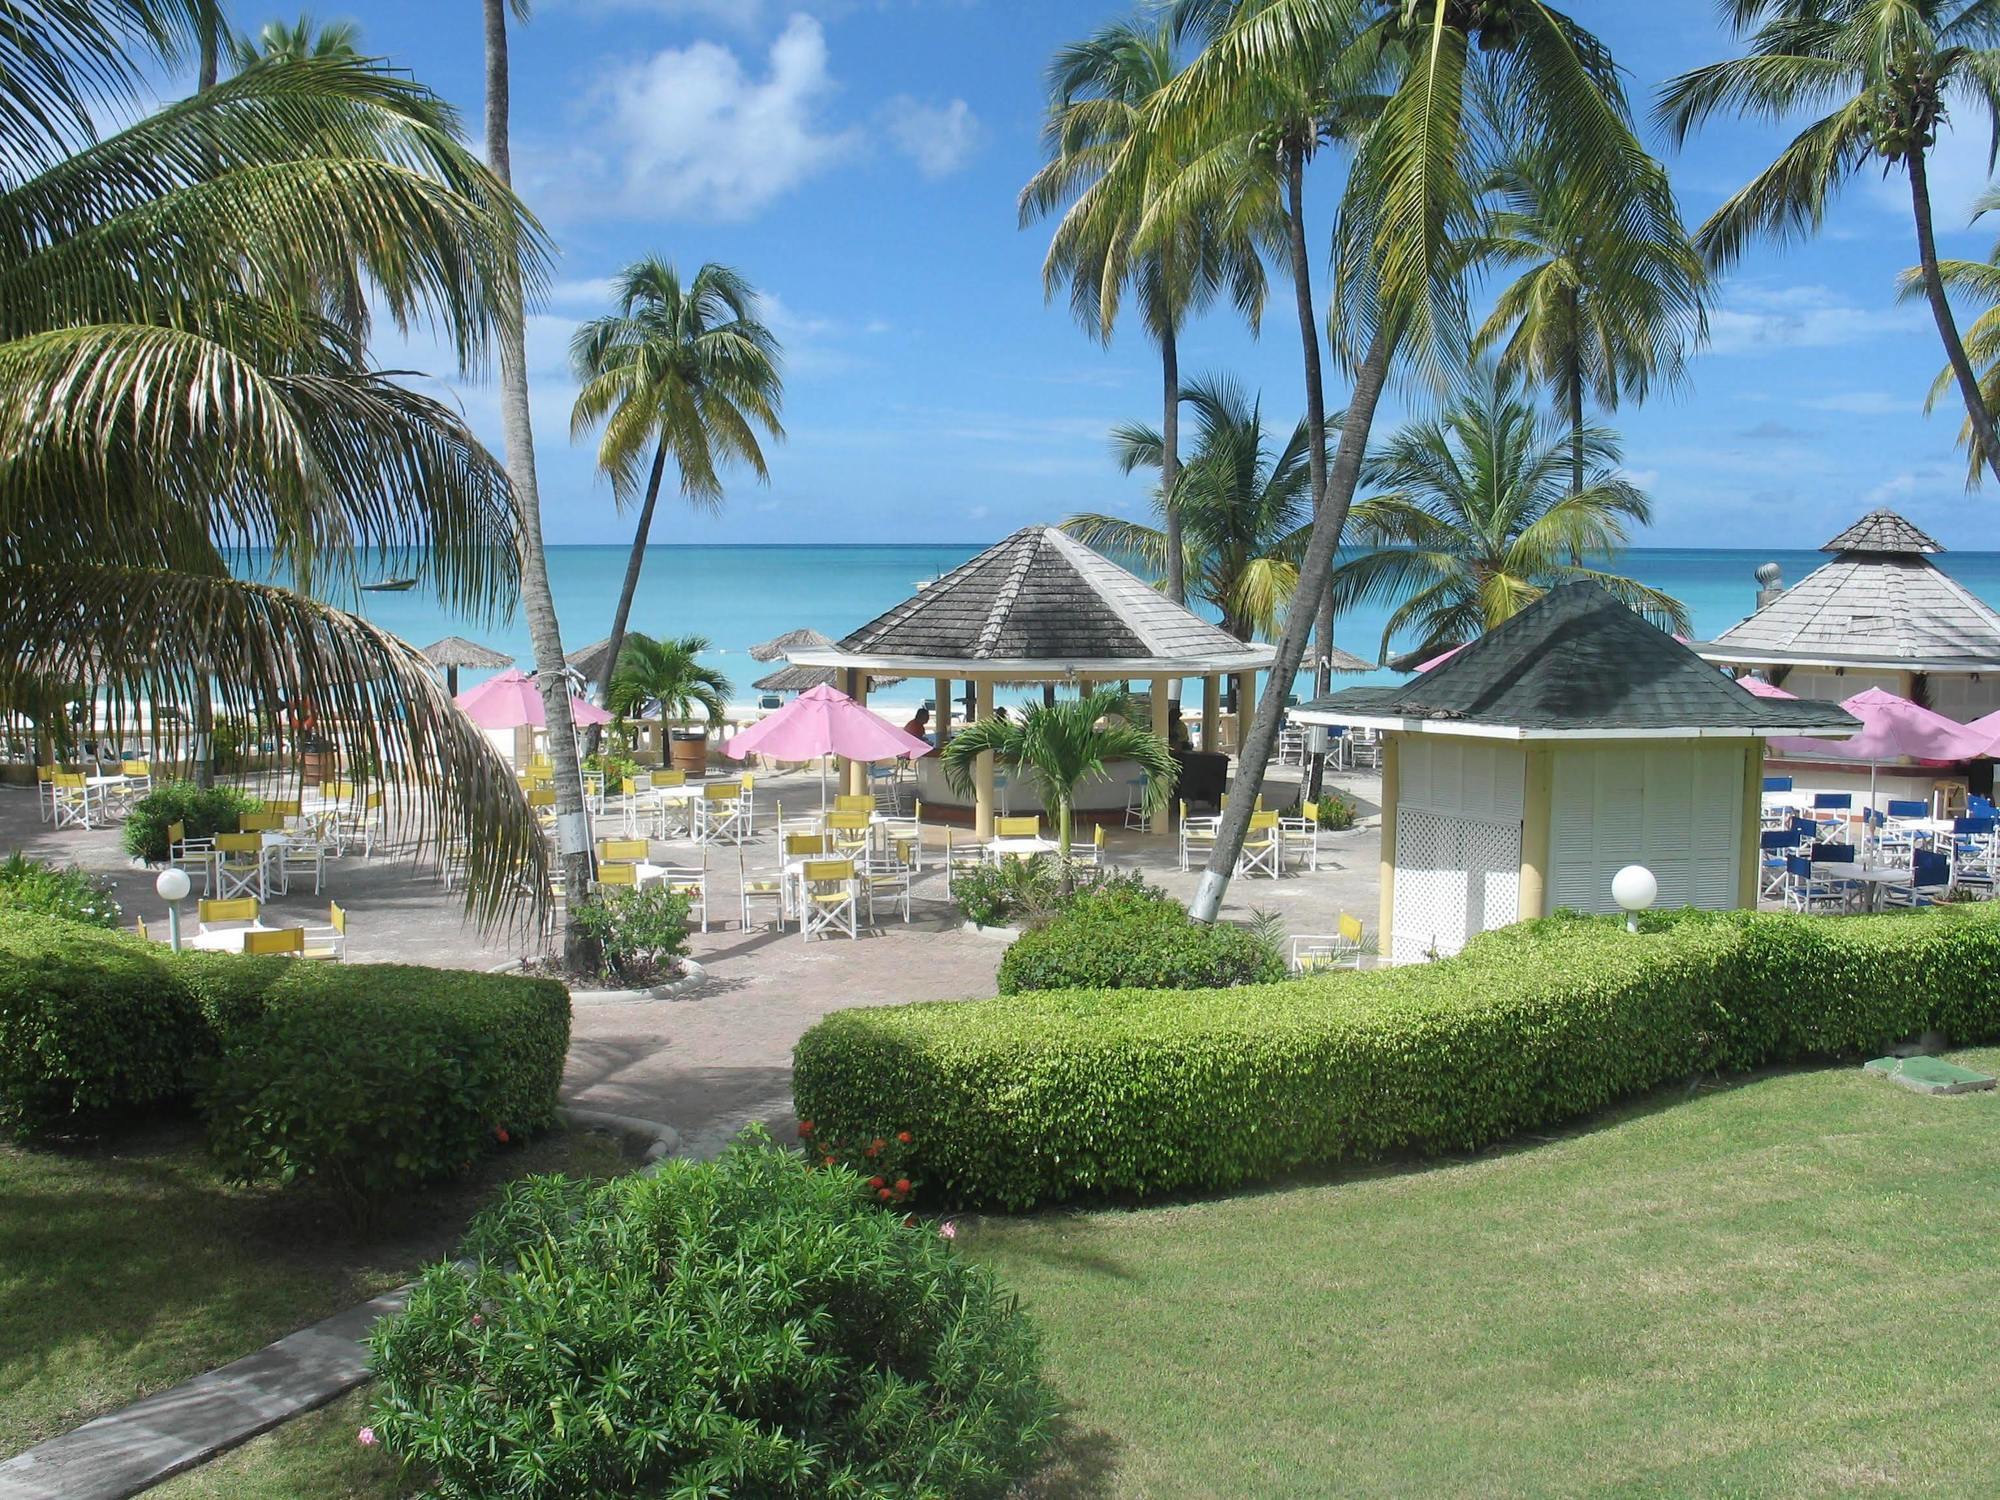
[974,1051,2000,1498]
[0,1121,636,1459]
[139,1055,2000,1498]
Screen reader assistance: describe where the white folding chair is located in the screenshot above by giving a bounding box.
[1281,803,1324,873]
[1179,802,1219,872]
[800,857,858,942]
[301,901,348,960]
[1291,914,1365,973]
[698,782,749,846]
[739,853,787,931]
[211,833,267,901]
[1236,811,1284,879]
[862,849,913,924]
[50,772,97,830]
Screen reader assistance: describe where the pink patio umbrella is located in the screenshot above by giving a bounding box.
[456,668,613,729]
[720,682,930,810]
[1956,705,2000,756]
[1768,686,1992,815]
[1735,675,1795,699]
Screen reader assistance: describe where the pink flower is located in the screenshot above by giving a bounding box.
[470,1314,484,1328]
[938,1220,958,1241]
[357,1426,378,1448]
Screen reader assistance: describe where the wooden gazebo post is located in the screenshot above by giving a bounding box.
[1150,677,1172,837]
[974,678,996,839]
[1201,674,1219,752]
[933,676,952,742]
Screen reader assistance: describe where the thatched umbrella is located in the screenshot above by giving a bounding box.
[420,636,512,697]
[749,627,836,663]
[565,638,614,689]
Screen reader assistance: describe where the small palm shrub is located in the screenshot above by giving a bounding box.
[998,883,1285,994]
[122,781,261,863]
[370,1129,1055,1499]
[0,853,119,927]
[568,886,690,985]
[951,857,1149,929]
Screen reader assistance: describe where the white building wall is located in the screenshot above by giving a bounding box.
[1390,739,1525,964]
[1548,743,1744,915]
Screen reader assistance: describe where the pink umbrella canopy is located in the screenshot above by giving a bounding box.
[1959,705,2000,753]
[1768,687,1990,764]
[1735,675,1795,699]
[456,668,613,729]
[721,683,930,763]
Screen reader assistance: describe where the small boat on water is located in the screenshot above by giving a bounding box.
[361,577,418,592]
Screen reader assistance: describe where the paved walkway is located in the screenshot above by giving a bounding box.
[0,762,1383,1152]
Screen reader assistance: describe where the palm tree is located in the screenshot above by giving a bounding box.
[570,260,783,741]
[1064,374,1315,643]
[606,633,731,729]
[1897,199,2000,478]
[941,688,1177,879]
[0,2,553,917]
[1660,0,2000,485]
[1331,363,1688,664]
[1469,141,1707,495]
[1019,15,1275,609]
[1137,0,1660,922]
[229,12,362,69]
[483,0,594,960]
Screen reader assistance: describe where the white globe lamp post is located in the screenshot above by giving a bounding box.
[1612,864,1657,934]
[155,866,191,953]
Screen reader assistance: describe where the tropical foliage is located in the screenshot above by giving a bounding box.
[1064,374,1316,642]
[570,259,784,716]
[1020,14,1276,606]
[1331,364,1688,664]
[942,688,1176,872]
[607,633,731,728]
[1660,0,2000,482]
[0,2,552,918]
[1469,141,1707,493]
[1899,195,2000,481]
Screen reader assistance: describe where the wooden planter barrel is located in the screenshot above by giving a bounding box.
[300,747,335,786]
[667,732,708,778]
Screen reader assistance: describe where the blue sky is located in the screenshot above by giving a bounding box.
[303,0,2000,550]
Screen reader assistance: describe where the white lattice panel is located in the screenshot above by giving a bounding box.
[1392,807,1522,965]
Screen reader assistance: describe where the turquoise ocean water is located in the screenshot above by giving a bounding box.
[338,544,2000,706]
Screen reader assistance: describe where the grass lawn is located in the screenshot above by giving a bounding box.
[129,1053,2000,1499]
[0,1120,637,1460]
[976,1050,2000,1499]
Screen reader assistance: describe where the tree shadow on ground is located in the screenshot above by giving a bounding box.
[1015,1415,1124,1499]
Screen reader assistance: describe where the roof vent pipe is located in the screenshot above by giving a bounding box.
[1755,562,1785,611]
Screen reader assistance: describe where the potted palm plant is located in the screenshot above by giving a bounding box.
[607,633,731,778]
[942,687,1177,891]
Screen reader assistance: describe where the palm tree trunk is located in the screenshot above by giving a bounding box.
[1283,141,1334,804]
[483,0,593,964]
[1057,798,1074,895]
[1566,318,1584,498]
[1161,322,1184,607]
[1911,148,2000,486]
[1193,326,1392,925]
[197,0,220,90]
[586,441,668,757]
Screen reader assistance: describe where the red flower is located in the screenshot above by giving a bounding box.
[799,1120,814,1135]
[894,1178,911,1194]
[865,1144,880,1157]
[869,1175,885,1189]
[494,1127,510,1144]
[878,1187,893,1200]
[896,1130,912,1144]
[822,1155,835,1167]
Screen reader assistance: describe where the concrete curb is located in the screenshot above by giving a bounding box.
[0,1111,684,1500]
[959,920,1020,940]
[491,957,709,1003]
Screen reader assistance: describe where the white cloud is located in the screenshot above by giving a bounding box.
[586,15,860,221]
[1802,390,1922,416]
[547,276,623,309]
[880,95,981,178]
[1617,467,1660,489]
[1705,283,1921,355]
[1862,102,1995,231]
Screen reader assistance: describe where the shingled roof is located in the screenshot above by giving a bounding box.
[1820,509,1942,554]
[1293,582,1857,739]
[1698,507,2000,671]
[789,527,1273,675]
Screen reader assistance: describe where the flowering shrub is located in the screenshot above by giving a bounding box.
[0,852,119,927]
[800,1118,921,1205]
[569,885,689,985]
[370,1129,1054,1498]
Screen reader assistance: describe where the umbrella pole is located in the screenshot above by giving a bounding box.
[819,756,828,813]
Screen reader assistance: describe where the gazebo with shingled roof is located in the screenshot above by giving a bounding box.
[790,526,1275,837]
[1695,507,2000,721]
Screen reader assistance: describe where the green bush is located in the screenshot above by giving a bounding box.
[121,780,260,863]
[998,883,1284,993]
[794,903,2000,1211]
[951,856,1149,929]
[0,852,120,927]
[204,965,570,1209]
[0,911,200,1137]
[370,1129,1054,1499]
[569,885,689,985]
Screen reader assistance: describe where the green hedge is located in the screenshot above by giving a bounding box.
[793,904,2000,1211]
[0,912,201,1137]
[121,781,260,864]
[0,914,571,1210]
[997,885,1284,993]
[204,966,570,1205]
